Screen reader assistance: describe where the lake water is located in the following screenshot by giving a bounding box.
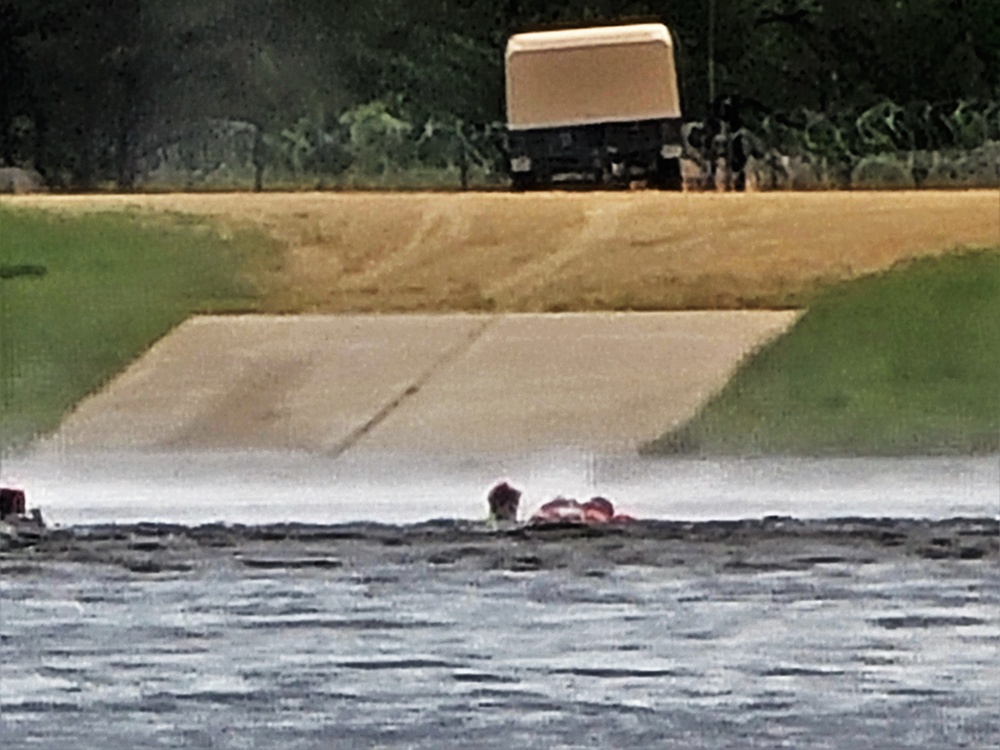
[4,450,998,526]
[3,536,998,749]
[3,451,997,749]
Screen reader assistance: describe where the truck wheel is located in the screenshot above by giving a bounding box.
[511,173,536,191]
[653,157,683,191]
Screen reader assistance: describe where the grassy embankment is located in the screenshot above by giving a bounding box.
[646,249,1000,456]
[0,206,275,453]
[1,200,997,457]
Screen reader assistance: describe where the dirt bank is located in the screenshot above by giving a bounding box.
[6,191,997,313]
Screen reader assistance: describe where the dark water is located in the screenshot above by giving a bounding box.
[2,521,998,749]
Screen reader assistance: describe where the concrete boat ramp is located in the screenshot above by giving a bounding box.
[47,311,798,458]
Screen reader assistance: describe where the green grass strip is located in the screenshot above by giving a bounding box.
[646,248,1000,456]
[0,206,274,453]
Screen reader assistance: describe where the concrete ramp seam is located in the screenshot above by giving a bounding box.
[326,315,499,458]
[344,310,801,456]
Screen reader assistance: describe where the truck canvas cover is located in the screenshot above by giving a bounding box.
[505,23,681,131]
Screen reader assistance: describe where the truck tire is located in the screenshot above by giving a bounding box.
[653,156,683,190]
[511,172,537,191]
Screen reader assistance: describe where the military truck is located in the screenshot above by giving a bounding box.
[505,23,683,190]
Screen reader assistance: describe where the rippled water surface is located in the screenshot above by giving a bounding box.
[2,451,998,747]
[3,550,998,749]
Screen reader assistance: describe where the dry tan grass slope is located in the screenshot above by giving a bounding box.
[11,190,995,454]
[8,190,998,314]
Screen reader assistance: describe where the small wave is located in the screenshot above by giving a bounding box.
[886,688,951,697]
[869,615,988,629]
[759,666,847,677]
[738,699,796,712]
[166,689,278,704]
[1,700,82,713]
[451,672,519,684]
[548,667,686,679]
[237,556,342,569]
[336,658,460,670]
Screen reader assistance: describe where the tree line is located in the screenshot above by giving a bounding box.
[1,0,996,189]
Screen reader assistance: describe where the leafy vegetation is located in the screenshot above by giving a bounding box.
[646,249,1000,456]
[0,206,274,453]
[736,98,1000,189]
[1,0,997,189]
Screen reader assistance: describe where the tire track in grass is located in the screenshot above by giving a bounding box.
[482,200,629,308]
[339,205,450,292]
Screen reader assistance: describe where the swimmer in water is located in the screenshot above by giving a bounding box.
[486,482,521,523]
[528,495,634,525]
[487,483,635,526]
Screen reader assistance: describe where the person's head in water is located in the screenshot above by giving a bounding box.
[582,496,614,521]
[487,482,521,522]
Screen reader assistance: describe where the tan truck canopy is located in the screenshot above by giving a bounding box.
[505,23,681,130]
